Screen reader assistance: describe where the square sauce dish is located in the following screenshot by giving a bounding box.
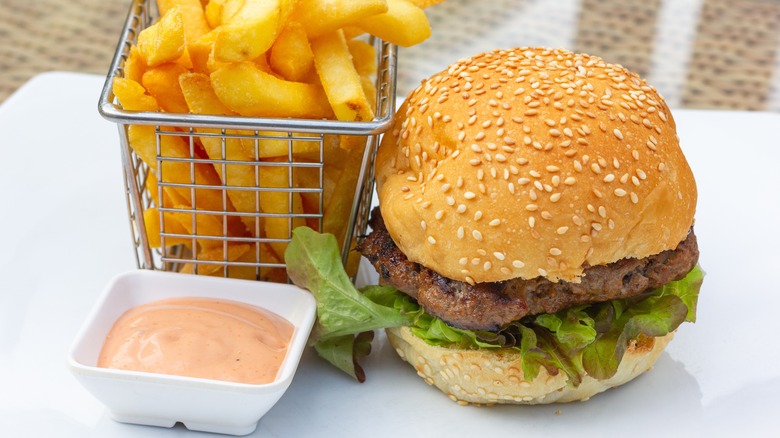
[67,270,317,436]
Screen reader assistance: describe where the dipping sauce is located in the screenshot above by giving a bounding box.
[98,297,294,384]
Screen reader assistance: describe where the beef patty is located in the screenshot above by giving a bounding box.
[358,208,699,331]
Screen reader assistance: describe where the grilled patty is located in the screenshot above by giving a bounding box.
[358,208,699,331]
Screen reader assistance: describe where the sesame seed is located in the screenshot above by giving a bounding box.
[550,193,561,202]
[538,268,548,276]
[457,226,465,239]
[459,258,468,266]
[428,236,436,244]
[598,206,607,217]
[572,215,583,226]
[614,188,627,197]
[528,217,535,228]
[512,260,525,269]
[421,201,432,209]
[447,196,455,206]
[630,192,639,204]
[557,226,569,234]
[546,165,560,172]
[489,219,501,227]
[472,230,483,241]
[421,221,427,230]
[518,178,531,185]
[564,177,576,185]
[457,204,467,213]
[464,191,476,199]
[526,204,538,211]
[603,174,615,182]
[613,128,624,140]
[452,150,461,158]
[435,210,445,220]
[469,158,481,166]
[441,183,451,192]
[474,210,483,220]
[483,261,492,271]
[549,248,562,256]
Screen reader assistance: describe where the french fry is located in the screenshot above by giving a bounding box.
[292,164,323,229]
[188,29,217,74]
[311,30,374,123]
[180,243,251,275]
[360,75,378,114]
[357,0,431,47]
[113,77,158,112]
[123,46,147,84]
[213,0,296,63]
[157,0,210,43]
[143,207,192,248]
[322,139,364,252]
[204,0,225,28]
[341,25,366,40]
[292,0,388,39]
[179,72,262,232]
[233,243,289,281]
[347,39,377,77]
[137,7,186,67]
[142,63,190,113]
[258,164,307,260]
[211,61,332,118]
[244,133,322,161]
[220,0,245,25]
[269,21,314,82]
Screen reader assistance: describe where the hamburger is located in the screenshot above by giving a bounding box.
[285,47,703,405]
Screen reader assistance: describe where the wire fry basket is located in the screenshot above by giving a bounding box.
[98,0,397,281]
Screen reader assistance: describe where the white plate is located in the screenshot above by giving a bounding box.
[1,72,779,437]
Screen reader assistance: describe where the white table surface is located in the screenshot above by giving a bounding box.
[1,72,779,437]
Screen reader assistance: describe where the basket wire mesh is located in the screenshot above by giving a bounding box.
[99,0,397,281]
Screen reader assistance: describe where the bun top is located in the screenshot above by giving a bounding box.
[375,47,697,284]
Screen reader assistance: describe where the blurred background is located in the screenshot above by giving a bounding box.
[1,0,779,111]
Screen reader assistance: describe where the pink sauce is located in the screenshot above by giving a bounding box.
[98,297,294,384]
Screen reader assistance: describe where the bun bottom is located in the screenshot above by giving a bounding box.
[386,326,674,405]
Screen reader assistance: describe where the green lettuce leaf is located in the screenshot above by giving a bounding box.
[285,227,705,386]
[284,228,415,379]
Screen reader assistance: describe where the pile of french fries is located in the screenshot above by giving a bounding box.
[112,0,440,281]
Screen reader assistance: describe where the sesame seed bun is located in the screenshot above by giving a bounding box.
[386,326,674,405]
[375,47,697,284]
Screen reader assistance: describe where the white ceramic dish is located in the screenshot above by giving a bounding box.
[67,270,316,436]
